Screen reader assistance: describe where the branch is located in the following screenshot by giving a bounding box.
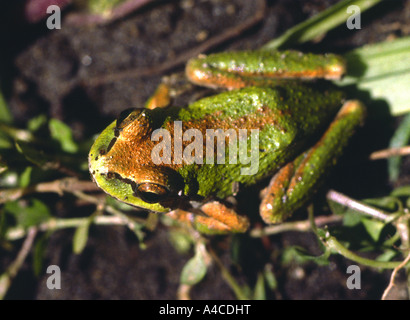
[370,146,410,160]
[0,227,38,299]
[326,189,393,222]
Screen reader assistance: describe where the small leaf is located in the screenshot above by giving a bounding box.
[33,233,49,276]
[363,197,399,212]
[15,141,48,167]
[0,89,12,124]
[19,166,33,188]
[49,119,78,153]
[73,217,93,254]
[343,211,363,227]
[253,273,266,300]
[27,115,47,132]
[376,248,399,262]
[168,230,193,254]
[0,130,12,149]
[361,218,385,242]
[0,155,7,174]
[75,0,125,15]
[4,198,51,228]
[336,36,410,115]
[263,264,277,291]
[0,272,12,300]
[180,246,208,286]
[281,246,330,266]
[390,185,410,198]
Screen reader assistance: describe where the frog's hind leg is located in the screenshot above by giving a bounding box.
[166,201,250,234]
[260,100,366,224]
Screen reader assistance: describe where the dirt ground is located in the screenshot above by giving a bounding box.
[1,0,409,300]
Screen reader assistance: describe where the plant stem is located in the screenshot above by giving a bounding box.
[208,248,250,300]
[324,232,409,269]
[250,214,343,237]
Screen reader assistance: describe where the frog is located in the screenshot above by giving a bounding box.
[88,49,366,234]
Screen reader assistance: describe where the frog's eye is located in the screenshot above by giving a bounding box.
[116,108,140,129]
[135,182,170,204]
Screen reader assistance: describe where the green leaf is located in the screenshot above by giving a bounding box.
[0,155,7,174]
[74,0,125,15]
[253,273,266,300]
[0,128,12,149]
[263,0,383,50]
[281,246,330,266]
[72,217,93,254]
[168,230,193,254]
[376,248,399,262]
[336,36,410,115]
[361,218,385,242]
[388,113,410,181]
[33,233,49,276]
[263,264,277,291]
[0,89,12,124]
[342,210,363,227]
[49,119,79,153]
[0,207,8,240]
[15,141,48,167]
[0,273,11,300]
[390,185,410,198]
[19,166,33,188]
[27,115,47,132]
[362,196,400,212]
[4,198,51,228]
[180,246,208,286]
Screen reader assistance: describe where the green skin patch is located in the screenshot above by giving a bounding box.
[89,50,365,232]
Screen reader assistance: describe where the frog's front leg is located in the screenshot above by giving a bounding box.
[166,201,250,234]
[260,100,366,224]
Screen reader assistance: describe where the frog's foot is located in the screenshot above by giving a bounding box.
[166,201,250,234]
[145,83,171,110]
[260,100,366,224]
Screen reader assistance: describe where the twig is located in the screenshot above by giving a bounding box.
[5,215,132,241]
[381,250,410,300]
[250,214,343,237]
[0,178,99,204]
[82,0,266,87]
[326,189,393,222]
[0,227,38,299]
[370,146,410,160]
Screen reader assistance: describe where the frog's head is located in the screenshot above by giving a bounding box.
[89,109,185,213]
